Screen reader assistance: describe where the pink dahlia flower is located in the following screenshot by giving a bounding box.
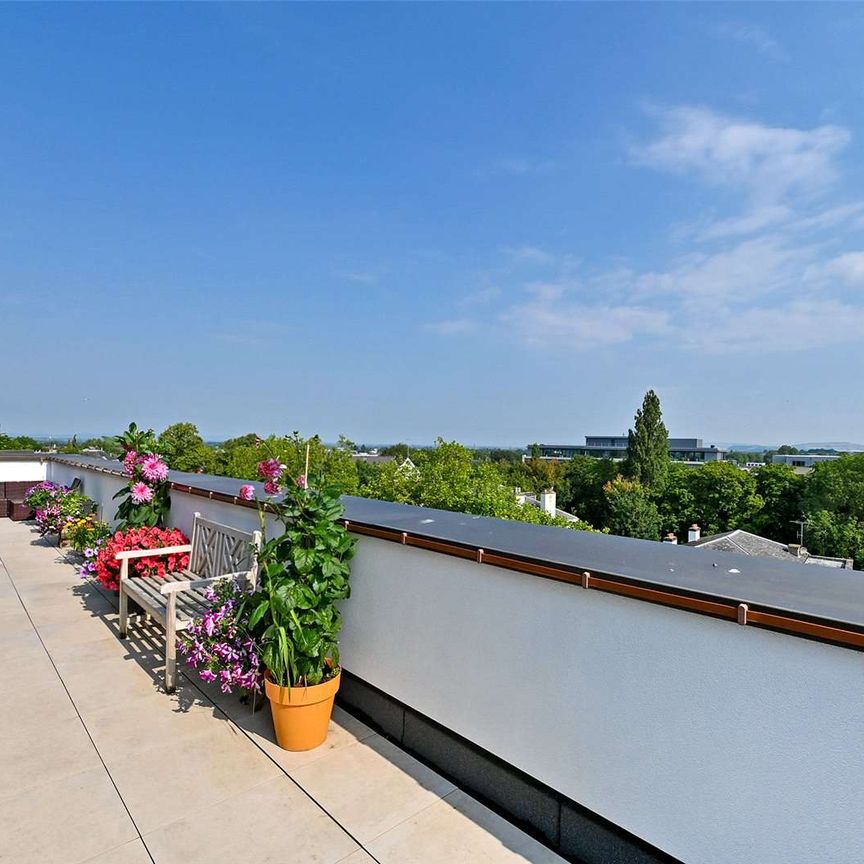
[131,482,154,504]
[257,459,284,480]
[123,450,138,476]
[140,454,169,482]
[263,479,282,496]
[238,484,255,501]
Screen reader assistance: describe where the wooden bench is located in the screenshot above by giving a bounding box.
[117,513,262,692]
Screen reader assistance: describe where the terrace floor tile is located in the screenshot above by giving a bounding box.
[0,766,138,864]
[81,839,154,864]
[143,775,359,864]
[290,733,457,844]
[0,705,102,800]
[367,789,567,864]
[0,517,566,864]
[102,717,282,834]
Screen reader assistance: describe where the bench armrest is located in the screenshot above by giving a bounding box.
[115,545,193,561]
[159,571,251,595]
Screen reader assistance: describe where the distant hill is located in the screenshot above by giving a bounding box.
[718,441,864,453]
[717,443,773,453]
[795,442,864,452]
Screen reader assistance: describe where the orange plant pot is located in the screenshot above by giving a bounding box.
[264,669,341,751]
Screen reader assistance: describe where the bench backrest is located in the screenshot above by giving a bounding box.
[189,512,261,584]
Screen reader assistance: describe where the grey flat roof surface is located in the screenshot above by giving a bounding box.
[46,455,864,631]
[340,496,864,630]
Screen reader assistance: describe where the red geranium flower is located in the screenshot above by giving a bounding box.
[93,526,190,591]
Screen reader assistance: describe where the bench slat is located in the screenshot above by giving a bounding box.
[126,576,208,623]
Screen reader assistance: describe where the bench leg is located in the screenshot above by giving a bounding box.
[119,584,128,638]
[165,593,177,693]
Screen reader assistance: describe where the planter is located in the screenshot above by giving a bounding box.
[264,669,341,751]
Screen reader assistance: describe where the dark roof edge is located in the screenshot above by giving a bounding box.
[0,451,52,462]
[45,454,864,654]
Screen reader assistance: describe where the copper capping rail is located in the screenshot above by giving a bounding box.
[48,457,864,653]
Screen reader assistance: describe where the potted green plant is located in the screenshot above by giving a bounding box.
[243,456,355,751]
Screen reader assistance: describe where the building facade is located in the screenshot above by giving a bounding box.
[771,453,840,469]
[534,436,727,464]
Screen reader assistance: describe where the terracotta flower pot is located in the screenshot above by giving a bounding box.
[264,669,341,751]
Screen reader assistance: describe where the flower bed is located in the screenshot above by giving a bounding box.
[178,580,262,694]
[26,482,95,537]
[93,526,190,591]
[24,481,60,511]
[114,424,172,528]
[66,515,112,554]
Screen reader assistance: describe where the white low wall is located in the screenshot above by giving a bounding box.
[46,460,864,864]
[0,459,46,483]
[49,462,126,523]
[342,538,864,864]
[48,460,275,537]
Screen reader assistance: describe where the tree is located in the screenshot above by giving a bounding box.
[219,432,359,494]
[602,476,662,540]
[514,457,569,500]
[336,435,356,453]
[803,510,864,566]
[0,434,39,450]
[157,423,215,473]
[686,461,763,536]
[380,443,410,459]
[803,454,864,521]
[748,464,805,542]
[777,444,800,455]
[560,456,617,526]
[624,390,669,490]
[653,462,697,537]
[359,438,599,532]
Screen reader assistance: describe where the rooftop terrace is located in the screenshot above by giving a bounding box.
[0,518,564,864]
[3,452,864,864]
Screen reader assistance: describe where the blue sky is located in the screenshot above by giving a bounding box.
[3,4,864,445]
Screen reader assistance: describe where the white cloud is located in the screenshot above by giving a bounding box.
[715,22,788,62]
[817,251,864,284]
[480,157,557,177]
[431,105,864,357]
[634,235,813,305]
[424,318,475,335]
[461,285,501,306]
[336,270,380,285]
[631,106,849,204]
[502,244,558,265]
[502,281,670,349]
[695,205,793,241]
[683,300,864,354]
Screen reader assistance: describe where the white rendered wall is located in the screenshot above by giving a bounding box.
[46,462,864,863]
[47,461,280,537]
[341,537,864,864]
[0,460,46,482]
[47,462,126,523]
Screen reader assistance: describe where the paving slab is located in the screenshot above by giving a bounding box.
[0,518,566,864]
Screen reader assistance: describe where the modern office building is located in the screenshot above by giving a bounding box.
[533,436,727,463]
[771,453,841,469]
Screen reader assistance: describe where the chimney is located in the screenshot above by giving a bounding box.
[539,488,556,518]
[663,532,678,544]
[688,524,701,543]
